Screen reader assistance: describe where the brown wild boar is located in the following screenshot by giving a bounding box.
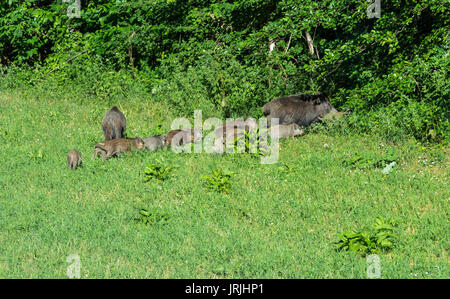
[164,128,201,147]
[67,150,82,170]
[102,106,126,140]
[92,137,145,160]
[270,124,305,139]
[262,92,337,127]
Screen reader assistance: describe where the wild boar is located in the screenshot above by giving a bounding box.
[143,136,165,151]
[67,150,82,170]
[102,106,126,140]
[262,92,337,127]
[92,137,145,160]
[164,128,201,147]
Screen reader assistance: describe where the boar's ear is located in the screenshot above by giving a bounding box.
[313,98,322,105]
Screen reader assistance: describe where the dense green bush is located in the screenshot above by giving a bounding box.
[0,0,448,142]
[336,218,398,255]
[153,42,300,118]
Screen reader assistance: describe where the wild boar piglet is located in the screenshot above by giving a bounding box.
[67,149,82,170]
[92,137,145,160]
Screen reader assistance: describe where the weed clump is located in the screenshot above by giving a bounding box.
[202,169,233,194]
[143,161,174,182]
[335,218,398,255]
[135,208,170,227]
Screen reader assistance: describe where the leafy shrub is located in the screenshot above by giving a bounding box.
[306,114,353,137]
[143,162,174,182]
[0,1,448,142]
[339,47,449,143]
[153,45,297,119]
[202,169,233,194]
[335,218,398,255]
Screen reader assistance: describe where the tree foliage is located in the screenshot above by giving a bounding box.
[0,0,448,142]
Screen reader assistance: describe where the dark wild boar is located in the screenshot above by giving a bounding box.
[262,92,337,127]
[102,106,126,140]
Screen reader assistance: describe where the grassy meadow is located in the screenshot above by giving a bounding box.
[0,88,448,278]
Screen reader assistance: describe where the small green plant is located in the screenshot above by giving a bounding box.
[135,208,170,227]
[202,169,233,194]
[27,149,44,162]
[335,218,398,255]
[342,149,399,170]
[143,162,174,182]
[0,129,17,143]
[151,122,165,137]
[277,162,295,174]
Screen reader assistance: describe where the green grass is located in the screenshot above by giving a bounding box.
[0,89,448,278]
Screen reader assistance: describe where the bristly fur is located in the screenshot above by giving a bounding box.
[164,128,200,147]
[92,137,144,159]
[101,106,126,140]
[262,92,336,127]
[67,149,82,169]
[143,136,165,151]
[291,92,329,102]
